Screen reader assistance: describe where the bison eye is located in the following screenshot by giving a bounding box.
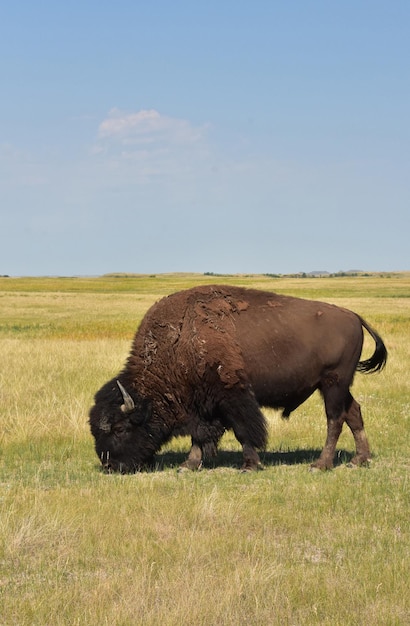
[112,421,132,436]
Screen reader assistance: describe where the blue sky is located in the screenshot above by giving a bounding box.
[1,1,409,275]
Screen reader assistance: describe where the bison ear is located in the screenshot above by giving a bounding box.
[129,399,152,426]
[117,380,135,413]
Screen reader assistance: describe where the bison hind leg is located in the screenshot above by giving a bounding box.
[313,381,371,470]
[344,394,371,467]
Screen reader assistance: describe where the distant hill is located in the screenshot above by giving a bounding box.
[308,271,330,277]
[307,270,365,277]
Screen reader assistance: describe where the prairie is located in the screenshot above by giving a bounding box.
[0,273,409,625]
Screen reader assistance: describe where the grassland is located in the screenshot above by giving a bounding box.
[0,273,409,625]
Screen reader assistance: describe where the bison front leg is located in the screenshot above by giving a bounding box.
[177,416,225,471]
[219,390,267,472]
[179,443,203,471]
[241,443,263,472]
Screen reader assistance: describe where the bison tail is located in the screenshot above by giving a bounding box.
[357,318,388,374]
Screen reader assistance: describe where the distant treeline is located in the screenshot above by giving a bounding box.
[203,271,379,279]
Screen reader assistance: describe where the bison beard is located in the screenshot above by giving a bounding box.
[89,285,387,473]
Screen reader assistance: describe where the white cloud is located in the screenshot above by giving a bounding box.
[97,108,208,145]
[91,108,212,183]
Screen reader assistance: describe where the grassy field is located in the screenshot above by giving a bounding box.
[0,273,409,625]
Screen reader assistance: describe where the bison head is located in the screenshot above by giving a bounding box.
[89,379,154,473]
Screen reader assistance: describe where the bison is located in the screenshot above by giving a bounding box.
[89,285,387,473]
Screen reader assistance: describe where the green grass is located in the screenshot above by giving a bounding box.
[0,273,409,625]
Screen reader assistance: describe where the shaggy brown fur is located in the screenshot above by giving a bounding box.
[89,285,387,472]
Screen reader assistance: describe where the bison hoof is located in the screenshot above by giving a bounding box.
[240,463,264,473]
[177,461,203,473]
[309,462,333,472]
[346,457,371,469]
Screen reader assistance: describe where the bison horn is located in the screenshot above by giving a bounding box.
[117,380,135,413]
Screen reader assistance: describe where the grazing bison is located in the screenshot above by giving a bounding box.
[89,285,387,473]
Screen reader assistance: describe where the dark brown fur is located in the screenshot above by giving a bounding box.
[89,285,387,472]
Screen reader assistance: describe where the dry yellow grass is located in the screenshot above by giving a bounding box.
[1,274,409,625]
